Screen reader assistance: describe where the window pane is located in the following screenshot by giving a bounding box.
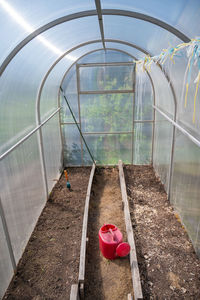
[83,134,132,165]
[62,125,82,166]
[80,93,133,132]
[79,65,134,91]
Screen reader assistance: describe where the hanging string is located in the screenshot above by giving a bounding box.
[193,71,200,123]
[134,38,200,123]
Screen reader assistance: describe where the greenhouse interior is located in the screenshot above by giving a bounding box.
[0,0,200,299]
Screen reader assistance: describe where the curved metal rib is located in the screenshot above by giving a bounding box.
[0,9,190,77]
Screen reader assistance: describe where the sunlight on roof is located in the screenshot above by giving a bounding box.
[0,0,76,61]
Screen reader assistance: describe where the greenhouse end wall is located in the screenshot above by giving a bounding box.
[61,50,154,166]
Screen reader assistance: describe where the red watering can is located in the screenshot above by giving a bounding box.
[99,224,130,260]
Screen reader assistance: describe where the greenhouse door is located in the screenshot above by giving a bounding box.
[60,51,153,166]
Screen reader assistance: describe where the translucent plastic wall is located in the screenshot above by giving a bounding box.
[61,50,153,165]
[153,112,173,192]
[42,114,62,193]
[165,52,200,139]
[171,130,200,256]
[0,133,46,263]
[150,62,175,192]
[151,46,200,256]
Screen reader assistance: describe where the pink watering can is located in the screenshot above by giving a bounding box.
[99,224,130,260]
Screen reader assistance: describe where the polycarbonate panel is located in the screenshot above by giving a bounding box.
[0,16,100,156]
[0,0,95,64]
[150,64,175,118]
[79,65,134,91]
[61,66,79,123]
[105,42,146,59]
[0,218,13,299]
[135,70,153,120]
[80,93,133,132]
[101,0,199,38]
[103,15,182,55]
[133,122,152,164]
[61,92,79,123]
[42,113,62,193]
[32,17,100,57]
[62,124,82,166]
[0,35,59,156]
[0,132,46,263]
[153,111,173,191]
[171,129,200,256]
[40,43,103,119]
[78,49,133,63]
[165,52,200,140]
[83,134,132,165]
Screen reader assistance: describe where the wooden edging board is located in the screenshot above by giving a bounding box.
[78,163,96,297]
[118,160,143,300]
[70,284,80,300]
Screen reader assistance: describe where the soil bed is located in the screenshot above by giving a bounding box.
[124,165,200,300]
[3,167,91,300]
[85,167,132,300]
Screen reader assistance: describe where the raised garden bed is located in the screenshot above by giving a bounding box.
[124,165,200,300]
[3,167,91,300]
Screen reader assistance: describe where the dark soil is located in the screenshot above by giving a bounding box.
[84,167,133,300]
[124,165,200,300]
[3,167,91,300]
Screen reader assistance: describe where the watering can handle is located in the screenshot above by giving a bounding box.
[109,228,117,242]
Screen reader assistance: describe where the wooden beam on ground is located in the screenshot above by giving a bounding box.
[118,160,143,300]
[70,284,80,300]
[78,163,96,298]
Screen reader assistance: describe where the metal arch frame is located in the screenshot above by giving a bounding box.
[34,38,160,195]
[0,37,177,199]
[0,9,190,77]
[54,44,176,196]
[35,38,177,186]
[36,38,177,116]
[36,37,152,122]
[34,39,142,195]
